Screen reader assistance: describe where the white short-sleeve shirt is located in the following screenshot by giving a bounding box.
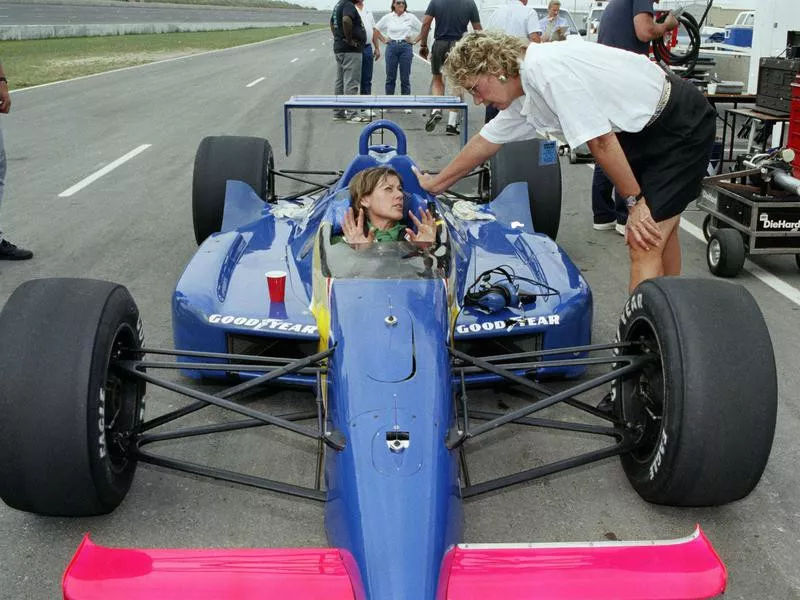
[357,4,376,39]
[375,11,422,41]
[487,1,542,40]
[480,40,667,149]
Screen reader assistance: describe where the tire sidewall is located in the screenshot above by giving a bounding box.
[613,286,687,501]
[85,288,144,510]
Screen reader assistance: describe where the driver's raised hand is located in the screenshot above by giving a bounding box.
[406,208,436,244]
[343,208,375,245]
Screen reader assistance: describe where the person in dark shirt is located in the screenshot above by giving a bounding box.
[591,0,679,234]
[331,0,368,121]
[416,0,481,135]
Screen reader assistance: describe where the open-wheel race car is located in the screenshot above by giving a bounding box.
[0,99,779,600]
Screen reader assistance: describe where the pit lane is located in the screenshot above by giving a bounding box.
[0,29,798,599]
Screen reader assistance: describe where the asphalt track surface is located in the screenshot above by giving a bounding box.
[1,29,799,600]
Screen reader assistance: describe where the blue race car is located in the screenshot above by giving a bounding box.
[0,99,778,600]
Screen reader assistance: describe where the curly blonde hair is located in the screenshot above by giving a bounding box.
[443,31,528,91]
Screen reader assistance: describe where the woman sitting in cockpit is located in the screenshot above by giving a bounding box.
[336,166,436,246]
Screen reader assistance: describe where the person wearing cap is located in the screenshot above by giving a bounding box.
[0,61,32,261]
[411,31,715,295]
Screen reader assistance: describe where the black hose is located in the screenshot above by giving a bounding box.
[652,11,701,78]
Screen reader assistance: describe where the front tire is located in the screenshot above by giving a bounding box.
[0,278,145,516]
[192,136,274,245]
[613,277,776,506]
[489,139,562,240]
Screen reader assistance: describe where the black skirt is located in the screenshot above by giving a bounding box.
[617,75,716,221]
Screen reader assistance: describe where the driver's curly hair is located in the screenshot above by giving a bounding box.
[443,31,528,91]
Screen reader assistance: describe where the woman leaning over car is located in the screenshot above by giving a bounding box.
[375,0,422,101]
[412,31,716,293]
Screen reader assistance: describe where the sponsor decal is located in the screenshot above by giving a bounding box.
[619,292,643,327]
[455,314,560,335]
[539,140,558,166]
[699,188,718,210]
[649,430,668,481]
[98,387,107,459]
[207,313,318,335]
[758,213,800,231]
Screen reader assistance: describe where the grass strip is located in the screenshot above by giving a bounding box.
[1,25,326,89]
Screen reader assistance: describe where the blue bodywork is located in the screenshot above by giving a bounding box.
[172,120,592,599]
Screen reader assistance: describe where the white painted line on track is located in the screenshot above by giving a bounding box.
[246,76,265,88]
[291,57,299,63]
[584,163,800,307]
[59,144,151,198]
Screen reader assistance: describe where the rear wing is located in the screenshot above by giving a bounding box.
[284,95,470,155]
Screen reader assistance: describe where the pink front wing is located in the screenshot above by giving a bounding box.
[63,535,364,600]
[438,526,726,600]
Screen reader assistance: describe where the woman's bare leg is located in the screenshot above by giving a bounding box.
[628,215,681,293]
[662,223,682,277]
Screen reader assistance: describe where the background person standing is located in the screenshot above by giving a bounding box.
[417,0,481,135]
[591,0,679,233]
[539,0,569,42]
[484,0,541,122]
[352,0,381,122]
[331,0,367,122]
[0,61,32,261]
[375,0,422,105]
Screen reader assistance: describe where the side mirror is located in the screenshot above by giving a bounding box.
[579,29,587,36]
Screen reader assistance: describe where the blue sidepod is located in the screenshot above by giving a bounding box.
[324,278,462,600]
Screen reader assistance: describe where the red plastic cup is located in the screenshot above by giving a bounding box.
[266,271,287,303]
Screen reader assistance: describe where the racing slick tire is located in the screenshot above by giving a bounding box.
[613,277,776,507]
[0,278,145,516]
[707,229,746,277]
[192,136,274,245]
[489,139,562,240]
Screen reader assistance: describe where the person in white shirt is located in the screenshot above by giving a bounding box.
[412,31,715,295]
[539,0,570,42]
[375,0,422,101]
[484,0,541,122]
[487,0,542,43]
[352,0,382,122]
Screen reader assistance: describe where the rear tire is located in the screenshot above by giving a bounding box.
[0,278,145,516]
[707,229,745,277]
[613,277,776,506]
[192,136,274,245]
[489,139,562,240]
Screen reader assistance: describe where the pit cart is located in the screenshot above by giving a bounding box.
[697,149,800,277]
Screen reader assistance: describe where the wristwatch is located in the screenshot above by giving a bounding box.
[0,77,7,84]
[625,191,645,209]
